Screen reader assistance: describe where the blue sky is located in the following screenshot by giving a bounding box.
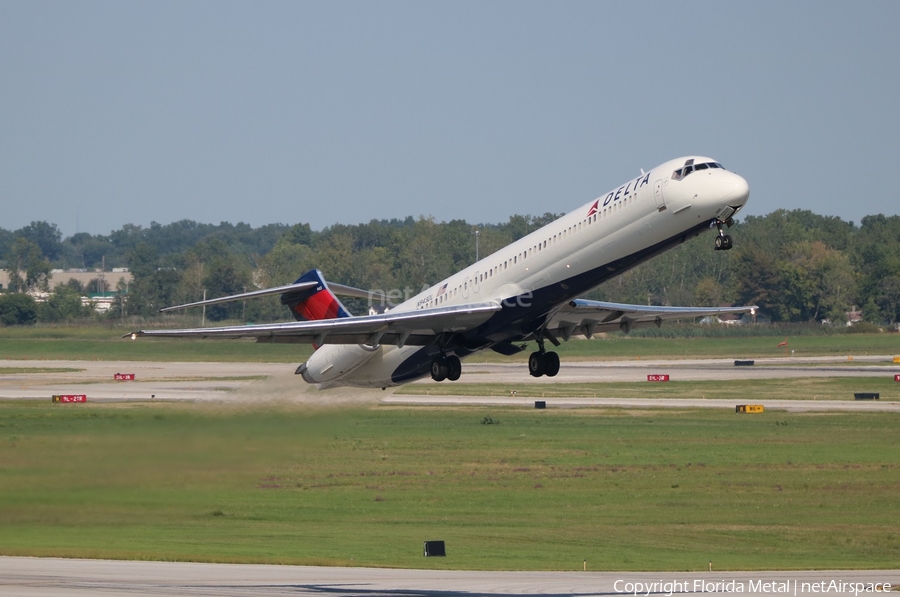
[2,1,898,237]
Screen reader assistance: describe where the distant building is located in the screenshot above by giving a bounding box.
[0,269,132,314]
[845,308,863,326]
[0,269,132,292]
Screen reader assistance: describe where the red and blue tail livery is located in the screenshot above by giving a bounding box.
[281,269,352,321]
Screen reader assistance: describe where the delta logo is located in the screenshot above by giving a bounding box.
[587,199,599,217]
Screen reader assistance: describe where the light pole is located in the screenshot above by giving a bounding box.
[475,229,480,262]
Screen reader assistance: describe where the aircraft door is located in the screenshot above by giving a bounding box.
[654,180,665,210]
[462,276,470,299]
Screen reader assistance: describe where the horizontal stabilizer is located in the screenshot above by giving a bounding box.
[157,269,390,314]
[159,281,318,313]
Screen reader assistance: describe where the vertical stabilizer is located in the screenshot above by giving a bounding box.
[281,269,353,321]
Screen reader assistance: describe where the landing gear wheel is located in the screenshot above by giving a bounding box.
[544,351,560,377]
[431,357,448,382]
[715,235,725,250]
[446,355,462,381]
[528,351,546,377]
[721,234,733,250]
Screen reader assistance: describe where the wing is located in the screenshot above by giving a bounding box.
[541,299,757,341]
[129,302,502,347]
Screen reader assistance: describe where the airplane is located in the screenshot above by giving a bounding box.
[130,156,754,389]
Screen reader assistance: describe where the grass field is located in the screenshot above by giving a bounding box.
[0,326,311,363]
[397,376,900,401]
[1,401,898,571]
[1,325,898,363]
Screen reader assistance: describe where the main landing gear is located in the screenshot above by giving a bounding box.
[431,354,462,382]
[714,217,734,251]
[528,349,560,377]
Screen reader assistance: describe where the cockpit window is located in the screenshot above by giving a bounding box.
[672,160,725,180]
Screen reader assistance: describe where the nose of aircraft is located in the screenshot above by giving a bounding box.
[721,172,750,208]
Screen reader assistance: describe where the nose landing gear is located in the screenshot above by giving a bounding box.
[714,234,733,251]
[714,218,734,251]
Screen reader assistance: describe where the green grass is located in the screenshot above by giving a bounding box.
[398,376,900,401]
[1,401,898,570]
[2,325,898,363]
[0,326,311,363]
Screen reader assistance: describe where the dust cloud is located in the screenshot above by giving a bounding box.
[231,368,389,410]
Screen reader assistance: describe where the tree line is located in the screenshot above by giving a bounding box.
[1,210,899,326]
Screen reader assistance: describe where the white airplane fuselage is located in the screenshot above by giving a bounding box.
[300,156,749,388]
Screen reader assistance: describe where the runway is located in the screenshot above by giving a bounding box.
[432,355,900,385]
[1,557,896,597]
[2,356,897,411]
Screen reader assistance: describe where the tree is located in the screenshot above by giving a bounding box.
[256,240,313,286]
[282,222,313,246]
[0,293,38,325]
[733,239,856,322]
[0,228,14,263]
[395,218,453,290]
[64,278,85,294]
[15,221,63,261]
[125,243,181,316]
[788,241,857,322]
[63,232,113,269]
[87,277,111,294]
[39,285,91,322]
[312,233,356,285]
[112,277,129,321]
[874,275,900,324]
[200,241,252,321]
[694,276,726,306]
[732,244,780,318]
[4,238,51,293]
[852,215,900,323]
